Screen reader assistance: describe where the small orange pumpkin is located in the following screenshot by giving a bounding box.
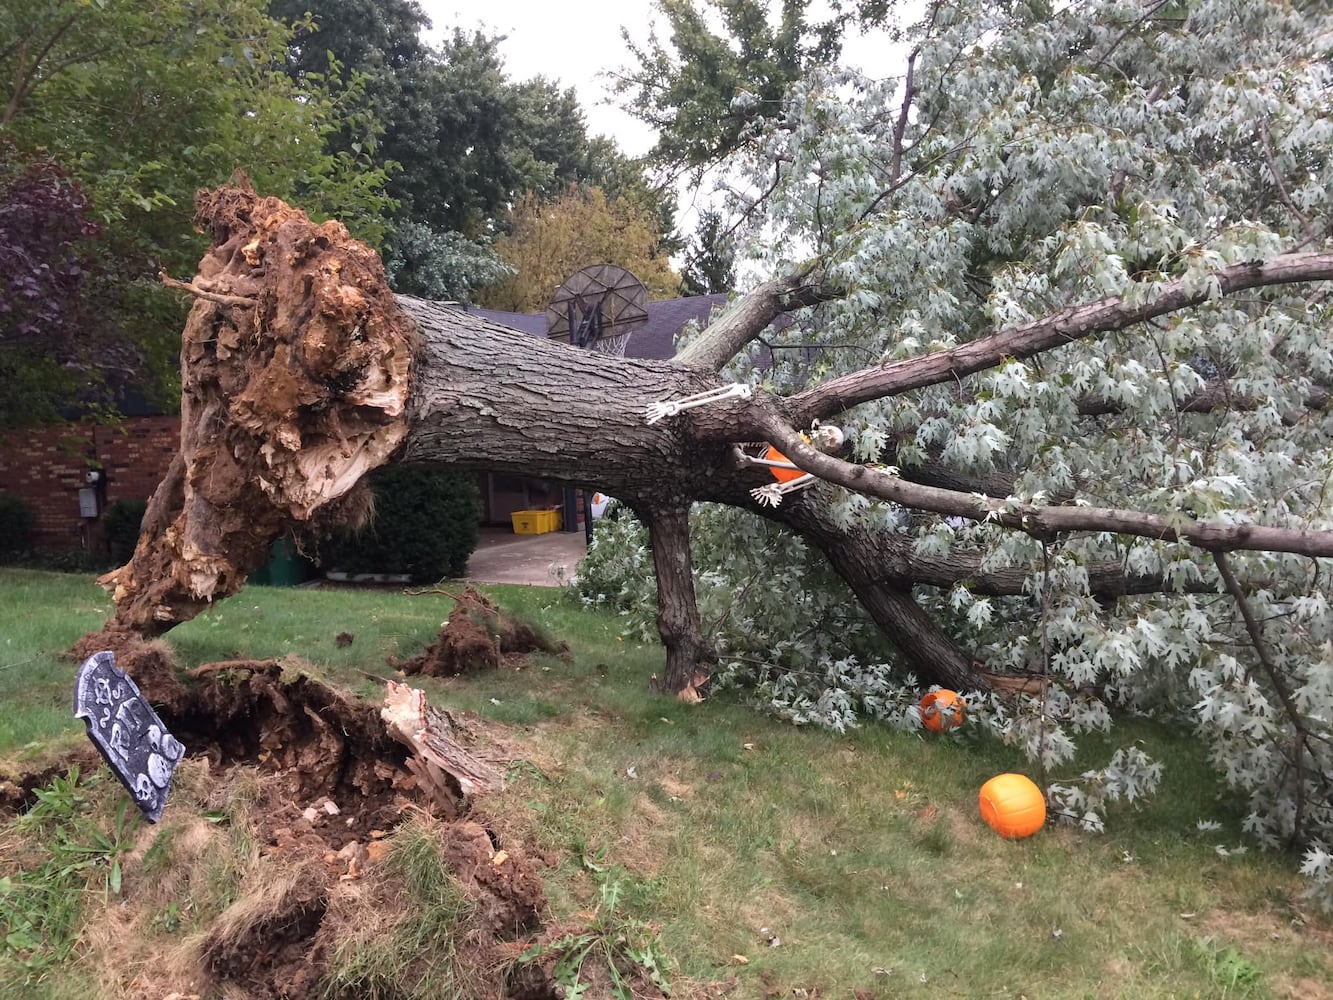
[919,689,965,732]
[763,445,806,484]
[978,773,1046,839]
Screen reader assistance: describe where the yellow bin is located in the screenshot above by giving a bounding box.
[511,509,561,534]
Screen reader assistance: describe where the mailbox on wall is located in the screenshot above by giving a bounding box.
[79,468,105,518]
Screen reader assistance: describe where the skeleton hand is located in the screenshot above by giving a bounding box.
[644,383,753,424]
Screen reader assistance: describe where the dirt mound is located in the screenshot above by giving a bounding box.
[69,627,190,714]
[401,588,568,677]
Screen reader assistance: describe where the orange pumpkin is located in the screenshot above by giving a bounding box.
[919,689,965,732]
[978,773,1046,839]
[763,445,806,484]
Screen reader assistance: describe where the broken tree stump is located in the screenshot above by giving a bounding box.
[380,680,507,819]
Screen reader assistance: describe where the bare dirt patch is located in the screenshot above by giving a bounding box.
[27,629,679,999]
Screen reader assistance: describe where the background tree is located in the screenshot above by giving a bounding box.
[0,144,101,426]
[266,2,679,303]
[479,186,682,312]
[680,209,736,295]
[614,0,848,177]
[0,0,393,423]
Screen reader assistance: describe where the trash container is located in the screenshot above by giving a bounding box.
[250,536,314,586]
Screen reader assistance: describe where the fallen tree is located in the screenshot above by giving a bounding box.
[85,0,1333,908]
[99,185,1332,697]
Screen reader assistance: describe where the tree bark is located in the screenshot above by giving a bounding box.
[641,504,714,700]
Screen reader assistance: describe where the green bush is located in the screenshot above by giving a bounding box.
[319,465,480,583]
[102,499,147,564]
[12,549,111,573]
[0,493,32,558]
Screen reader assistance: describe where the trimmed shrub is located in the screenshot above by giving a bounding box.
[0,493,32,558]
[102,498,147,564]
[319,465,480,583]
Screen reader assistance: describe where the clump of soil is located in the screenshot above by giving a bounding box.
[0,745,100,816]
[69,627,190,715]
[200,864,332,1000]
[441,819,546,939]
[505,920,672,1000]
[400,588,568,677]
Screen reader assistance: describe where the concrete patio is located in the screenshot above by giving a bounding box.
[462,526,589,587]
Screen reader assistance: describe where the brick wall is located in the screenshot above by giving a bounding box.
[0,417,180,551]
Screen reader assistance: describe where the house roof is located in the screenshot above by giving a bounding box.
[466,293,730,360]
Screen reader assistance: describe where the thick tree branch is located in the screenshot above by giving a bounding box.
[673,267,841,372]
[754,416,1333,558]
[1078,379,1331,419]
[788,251,1333,425]
[1213,551,1311,846]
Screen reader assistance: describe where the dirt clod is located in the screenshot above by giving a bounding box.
[400,588,567,677]
[201,866,331,1000]
[69,628,190,715]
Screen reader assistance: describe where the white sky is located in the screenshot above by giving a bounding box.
[419,0,661,156]
[417,1,906,160]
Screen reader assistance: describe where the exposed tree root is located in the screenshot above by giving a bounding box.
[99,182,416,635]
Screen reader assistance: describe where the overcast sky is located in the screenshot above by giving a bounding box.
[418,0,661,156]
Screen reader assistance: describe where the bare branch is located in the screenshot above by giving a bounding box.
[673,267,841,372]
[1213,551,1311,845]
[1259,116,1318,244]
[790,251,1333,425]
[1,11,81,126]
[888,48,918,186]
[753,415,1333,558]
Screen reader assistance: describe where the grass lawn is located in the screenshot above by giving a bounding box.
[0,567,1329,999]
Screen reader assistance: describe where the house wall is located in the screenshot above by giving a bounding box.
[0,417,179,551]
[0,416,583,552]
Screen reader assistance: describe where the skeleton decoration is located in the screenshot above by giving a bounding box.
[644,383,752,424]
[741,423,845,507]
[642,384,844,508]
[73,651,185,823]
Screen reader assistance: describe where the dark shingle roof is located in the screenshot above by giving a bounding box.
[466,293,731,360]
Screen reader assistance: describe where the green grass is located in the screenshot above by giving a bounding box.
[1,568,1329,999]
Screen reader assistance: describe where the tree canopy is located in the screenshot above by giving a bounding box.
[0,0,393,423]
[596,0,1333,900]
[478,186,682,312]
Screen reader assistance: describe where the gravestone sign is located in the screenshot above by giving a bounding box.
[73,651,185,823]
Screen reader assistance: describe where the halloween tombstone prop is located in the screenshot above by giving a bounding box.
[73,650,185,823]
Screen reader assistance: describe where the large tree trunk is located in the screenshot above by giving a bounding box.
[99,188,984,691]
